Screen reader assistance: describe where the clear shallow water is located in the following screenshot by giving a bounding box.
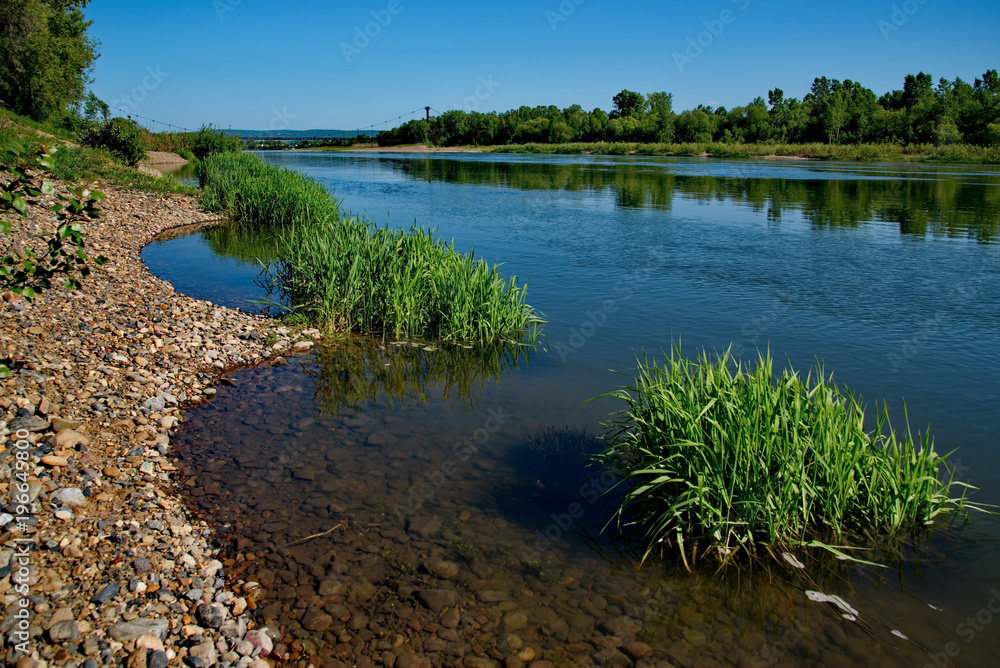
[145,153,1000,666]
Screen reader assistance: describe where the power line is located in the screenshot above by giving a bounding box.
[349,107,429,134]
[106,105,196,132]
[102,105,437,136]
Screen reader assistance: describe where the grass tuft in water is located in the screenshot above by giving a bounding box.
[199,153,543,343]
[591,344,983,566]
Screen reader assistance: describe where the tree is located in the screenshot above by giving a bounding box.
[610,90,645,119]
[646,92,675,142]
[0,0,100,121]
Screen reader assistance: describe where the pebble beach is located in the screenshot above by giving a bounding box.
[0,175,317,668]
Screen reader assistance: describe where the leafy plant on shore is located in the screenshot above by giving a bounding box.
[191,124,244,161]
[81,117,146,167]
[591,345,984,567]
[0,144,107,376]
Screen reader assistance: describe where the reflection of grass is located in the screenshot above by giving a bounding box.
[306,336,532,418]
[525,425,601,463]
[592,344,982,567]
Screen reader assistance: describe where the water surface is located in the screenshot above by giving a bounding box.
[147,153,1000,666]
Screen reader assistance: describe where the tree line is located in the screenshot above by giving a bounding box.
[377,71,1000,148]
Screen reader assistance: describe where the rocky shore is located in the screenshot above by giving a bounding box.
[0,177,317,667]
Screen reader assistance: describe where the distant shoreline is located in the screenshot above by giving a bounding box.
[294,142,998,163]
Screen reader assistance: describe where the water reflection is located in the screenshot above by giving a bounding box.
[392,158,1000,243]
[306,337,533,418]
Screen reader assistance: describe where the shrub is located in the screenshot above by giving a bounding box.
[82,117,146,167]
[191,124,244,161]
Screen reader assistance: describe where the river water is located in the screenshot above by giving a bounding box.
[142,152,1000,667]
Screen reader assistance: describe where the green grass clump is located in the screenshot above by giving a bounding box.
[592,345,978,566]
[200,152,338,228]
[200,153,542,343]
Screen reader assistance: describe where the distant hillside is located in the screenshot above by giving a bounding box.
[225,129,370,139]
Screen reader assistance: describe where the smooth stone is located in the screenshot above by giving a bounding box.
[599,616,641,638]
[241,630,273,657]
[10,414,49,433]
[148,651,169,668]
[109,618,170,641]
[136,635,166,652]
[318,579,343,596]
[50,417,83,432]
[134,557,152,573]
[591,648,631,668]
[622,641,653,659]
[189,642,218,666]
[428,560,459,579]
[40,455,68,467]
[51,487,87,507]
[503,611,528,633]
[196,603,225,629]
[91,583,121,605]
[301,608,333,632]
[53,429,90,448]
[48,619,80,642]
[416,589,456,613]
[478,590,510,603]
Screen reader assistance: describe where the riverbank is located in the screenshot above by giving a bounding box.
[0,177,319,666]
[329,142,1000,163]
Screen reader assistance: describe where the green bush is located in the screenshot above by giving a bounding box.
[592,345,982,566]
[82,117,146,167]
[191,124,244,161]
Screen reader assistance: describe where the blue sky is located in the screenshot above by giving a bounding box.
[85,0,1000,132]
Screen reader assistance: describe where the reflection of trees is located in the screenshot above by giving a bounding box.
[394,159,1000,243]
[199,225,284,266]
[303,337,533,418]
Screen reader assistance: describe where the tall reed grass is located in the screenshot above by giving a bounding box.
[199,153,542,343]
[592,345,981,566]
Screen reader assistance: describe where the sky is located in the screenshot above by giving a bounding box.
[84,0,1000,133]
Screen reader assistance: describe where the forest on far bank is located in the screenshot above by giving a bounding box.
[376,71,1000,148]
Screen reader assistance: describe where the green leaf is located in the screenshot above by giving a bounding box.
[0,364,11,379]
[0,220,11,234]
